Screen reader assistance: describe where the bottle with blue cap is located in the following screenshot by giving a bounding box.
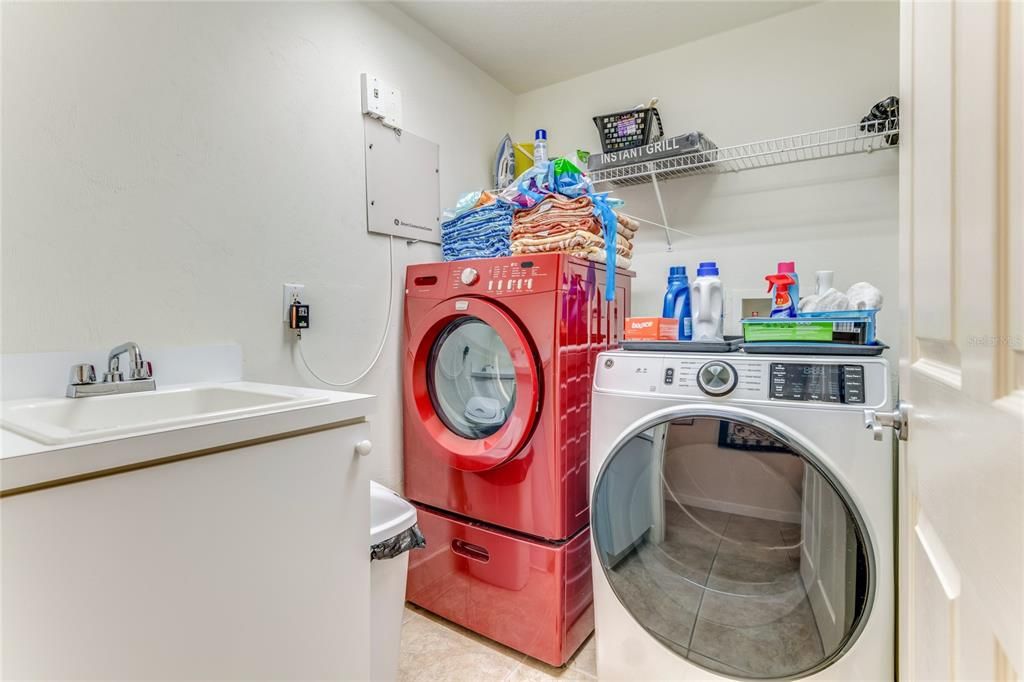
[533,129,548,167]
[662,266,692,340]
[691,261,725,342]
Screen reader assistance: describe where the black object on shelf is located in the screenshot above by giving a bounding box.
[620,336,743,353]
[587,131,717,174]
[741,341,890,356]
[593,107,664,153]
[860,96,900,145]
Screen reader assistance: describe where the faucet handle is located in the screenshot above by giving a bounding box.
[131,360,153,380]
[69,363,97,386]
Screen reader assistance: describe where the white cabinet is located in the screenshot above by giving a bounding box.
[2,422,370,680]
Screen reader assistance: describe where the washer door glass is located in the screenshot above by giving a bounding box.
[428,317,517,440]
[592,415,872,679]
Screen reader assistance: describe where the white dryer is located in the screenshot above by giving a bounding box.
[589,351,894,681]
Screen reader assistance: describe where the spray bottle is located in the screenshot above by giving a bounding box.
[765,273,798,318]
[776,261,799,307]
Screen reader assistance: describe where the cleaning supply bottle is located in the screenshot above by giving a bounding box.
[765,273,797,318]
[815,270,834,296]
[533,129,548,166]
[776,261,800,307]
[661,266,692,340]
[691,261,724,342]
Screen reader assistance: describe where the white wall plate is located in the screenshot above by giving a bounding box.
[360,73,402,129]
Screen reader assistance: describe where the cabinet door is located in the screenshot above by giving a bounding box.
[2,423,371,681]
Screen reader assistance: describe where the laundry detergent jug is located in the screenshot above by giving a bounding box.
[662,266,692,340]
[691,261,724,342]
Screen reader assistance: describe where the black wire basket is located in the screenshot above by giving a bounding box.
[593,107,664,153]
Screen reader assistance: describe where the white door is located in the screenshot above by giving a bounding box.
[801,465,854,655]
[899,1,1023,679]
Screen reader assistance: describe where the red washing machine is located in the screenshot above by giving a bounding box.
[403,254,632,666]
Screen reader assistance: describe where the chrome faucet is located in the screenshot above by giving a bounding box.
[66,342,156,398]
[106,342,151,382]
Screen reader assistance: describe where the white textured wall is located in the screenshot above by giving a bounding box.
[512,1,900,358]
[1,2,513,490]
[664,420,805,523]
[2,1,900,494]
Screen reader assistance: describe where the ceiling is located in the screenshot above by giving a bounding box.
[394,1,815,93]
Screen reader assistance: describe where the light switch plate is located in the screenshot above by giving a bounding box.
[360,73,402,130]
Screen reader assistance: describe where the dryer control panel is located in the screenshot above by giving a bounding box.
[594,351,889,409]
[768,362,864,404]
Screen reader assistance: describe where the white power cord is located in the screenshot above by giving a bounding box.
[296,235,396,387]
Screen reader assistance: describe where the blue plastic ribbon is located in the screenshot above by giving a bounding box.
[591,193,618,301]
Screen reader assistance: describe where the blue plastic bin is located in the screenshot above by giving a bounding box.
[795,309,879,345]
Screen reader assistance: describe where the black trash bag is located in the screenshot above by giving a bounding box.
[370,523,426,561]
[859,96,900,145]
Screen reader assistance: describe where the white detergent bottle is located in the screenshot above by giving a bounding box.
[691,261,725,342]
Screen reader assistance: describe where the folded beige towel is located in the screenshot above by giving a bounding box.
[512,196,638,241]
[511,230,633,258]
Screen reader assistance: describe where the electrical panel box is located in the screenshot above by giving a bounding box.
[364,118,440,243]
[360,73,402,130]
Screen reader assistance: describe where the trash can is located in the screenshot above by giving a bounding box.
[370,481,425,682]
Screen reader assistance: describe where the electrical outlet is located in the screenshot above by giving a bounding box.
[283,283,305,322]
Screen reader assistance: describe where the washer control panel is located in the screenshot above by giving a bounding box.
[697,361,738,396]
[448,259,546,294]
[594,351,888,409]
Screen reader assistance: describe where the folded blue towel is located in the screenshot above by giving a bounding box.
[441,202,513,262]
[441,203,512,235]
[443,242,510,261]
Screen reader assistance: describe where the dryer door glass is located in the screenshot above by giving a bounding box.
[428,317,517,440]
[591,416,872,679]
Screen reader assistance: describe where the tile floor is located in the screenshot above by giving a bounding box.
[398,506,823,681]
[605,505,823,679]
[399,604,596,681]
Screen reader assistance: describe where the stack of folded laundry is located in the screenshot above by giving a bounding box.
[440,199,514,261]
[510,195,638,268]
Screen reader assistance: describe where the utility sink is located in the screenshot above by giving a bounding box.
[1,385,330,445]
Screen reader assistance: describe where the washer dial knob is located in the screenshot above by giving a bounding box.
[697,360,738,396]
[460,268,479,285]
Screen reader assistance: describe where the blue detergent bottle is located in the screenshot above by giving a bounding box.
[662,266,693,340]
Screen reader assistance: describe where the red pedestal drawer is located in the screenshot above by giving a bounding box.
[406,504,594,667]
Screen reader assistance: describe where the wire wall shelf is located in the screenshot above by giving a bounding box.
[589,121,900,188]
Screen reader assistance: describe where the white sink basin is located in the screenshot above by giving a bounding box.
[1,385,330,445]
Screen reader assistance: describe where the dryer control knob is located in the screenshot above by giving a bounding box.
[697,361,738,397]
[460,268,480,285]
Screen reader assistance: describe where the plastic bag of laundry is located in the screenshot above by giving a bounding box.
[370,524,426,561]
